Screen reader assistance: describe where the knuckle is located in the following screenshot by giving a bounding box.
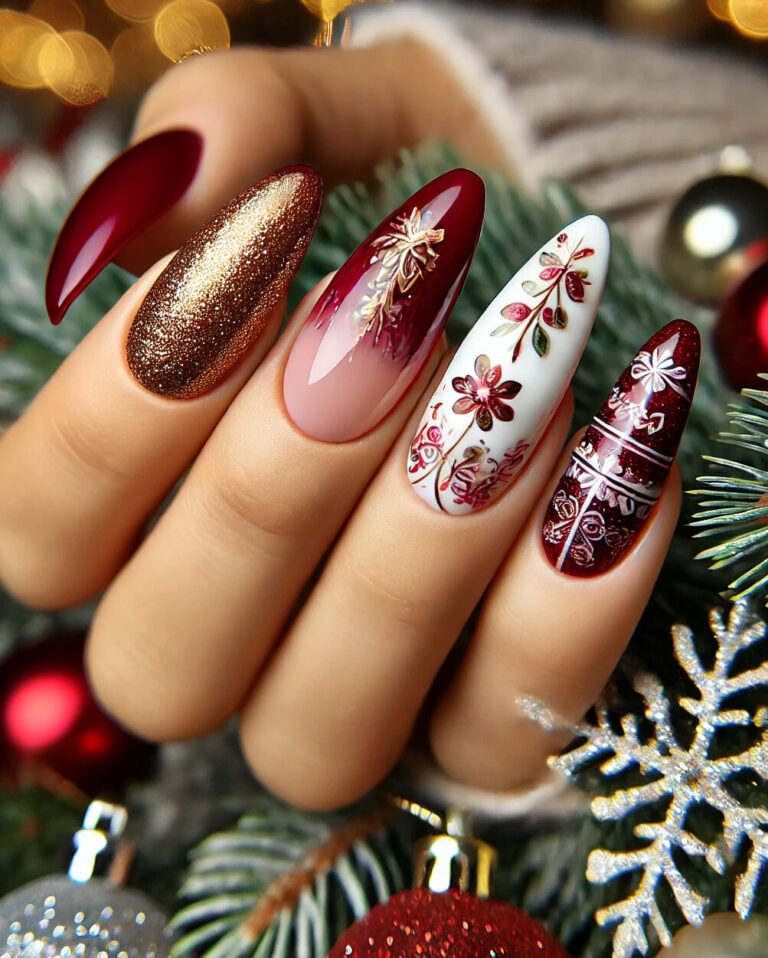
[201,452,314,550]
[345,553,426,632]
[50,402,133,485]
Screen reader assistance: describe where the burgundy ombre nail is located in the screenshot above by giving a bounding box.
[46,129,203,325]
[283,169,485,442]
[542,320,700,577]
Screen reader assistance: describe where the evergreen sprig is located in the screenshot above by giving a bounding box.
[690,377,768,604]
[169,802,411,958]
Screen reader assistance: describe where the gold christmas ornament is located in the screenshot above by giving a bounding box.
[661,155,768,305]
[659,912,768,957]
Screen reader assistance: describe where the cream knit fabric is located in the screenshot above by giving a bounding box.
[354,3,768,264]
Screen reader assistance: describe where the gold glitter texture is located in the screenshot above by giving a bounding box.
[126,166,322,399]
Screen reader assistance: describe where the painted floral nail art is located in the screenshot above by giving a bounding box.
[541,320,700,576]
[451,355,521,431]
[408,215,610,515]
[283,169,485,443]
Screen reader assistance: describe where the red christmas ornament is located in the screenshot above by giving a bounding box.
[328,802,569,958]
[327,887,568,958]
[714,257,768,391]
[0,632,155,794]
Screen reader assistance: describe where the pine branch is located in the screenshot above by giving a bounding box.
[169,801,412,958]
[690,378,768,604]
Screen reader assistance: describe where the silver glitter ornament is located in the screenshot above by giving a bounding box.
[0,876,170,958]
[0,802,171,958]
[523,601,768,958]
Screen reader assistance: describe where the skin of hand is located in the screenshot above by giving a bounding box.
[0,42,689,808]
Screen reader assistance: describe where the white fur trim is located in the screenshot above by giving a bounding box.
[350,2,537,189]
[391,748,586,821]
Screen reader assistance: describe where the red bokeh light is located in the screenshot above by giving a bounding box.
[4,671,85,751]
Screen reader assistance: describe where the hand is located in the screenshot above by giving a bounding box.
[0,45,693,810]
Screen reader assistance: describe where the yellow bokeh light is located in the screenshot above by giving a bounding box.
[39,29,113,105]
[111,24,167,93]
[729,0,768,35]
[105,0,167,24]
[27,0,84,31]
[707,0,730,20]
[154,0,230,62]
[0,11,56,89]
[300,0,365,20]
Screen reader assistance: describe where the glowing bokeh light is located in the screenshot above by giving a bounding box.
[105,0,167,23]
[39,28,113,105]
[729,0,768,36]
[300,0,369,20]
[683,204,740,259]
[0,11,56,89]
[154,0,230,61]
[4,671,85,751]
[707,0,730,20]
[111,24,167,93]
[27,0,84,31]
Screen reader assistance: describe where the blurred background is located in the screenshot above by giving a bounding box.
[0,0,767,163]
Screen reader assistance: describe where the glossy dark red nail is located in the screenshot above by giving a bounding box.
[542,320,700,577]
[283,168,485,442]
[46,129,203,325]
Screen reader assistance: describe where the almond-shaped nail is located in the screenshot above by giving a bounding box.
[126,165,322,399]
[46,129,203,325]
[282,169,485,442]
[408,215,610,514]
[542,319,700,576]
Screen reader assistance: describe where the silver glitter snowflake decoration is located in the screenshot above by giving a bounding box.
[523,601,768,958]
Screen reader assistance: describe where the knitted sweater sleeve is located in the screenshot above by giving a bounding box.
[352,3,768,264]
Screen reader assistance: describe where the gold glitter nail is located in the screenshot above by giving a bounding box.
[126,166,322,399]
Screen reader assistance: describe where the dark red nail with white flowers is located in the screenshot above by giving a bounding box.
[542,320,700,577]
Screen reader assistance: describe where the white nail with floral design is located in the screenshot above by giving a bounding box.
[407,215,610,515]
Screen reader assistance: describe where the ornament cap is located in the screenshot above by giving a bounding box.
[412,808,498,899]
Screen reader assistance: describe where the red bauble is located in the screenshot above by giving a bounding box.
[326,888,569,958]
[0,632,155,793]
[714,257,768,391]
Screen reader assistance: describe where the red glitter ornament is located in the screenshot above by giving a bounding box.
[326,888,569,958]
[714,257,768,391]
[0,632,154,794]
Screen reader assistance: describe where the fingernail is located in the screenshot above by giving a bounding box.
[408,215,610,514]
[126,165,322,399]
[542,319,700,576]
[46,129,203,325]
[282,168,485,442]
